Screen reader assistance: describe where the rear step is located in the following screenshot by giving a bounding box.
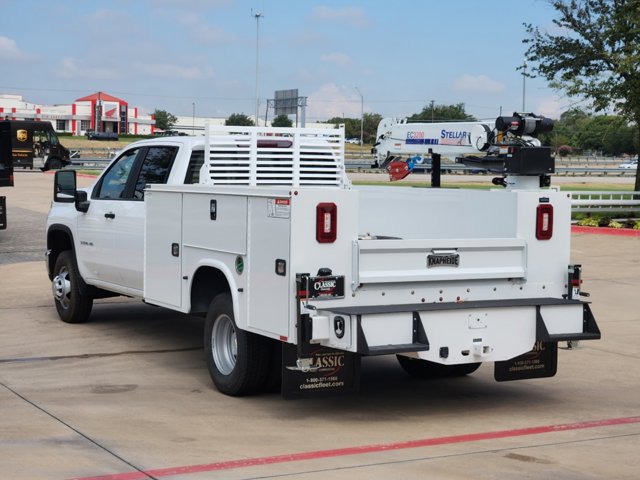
[356,311,430,356]
[536,303,601,342]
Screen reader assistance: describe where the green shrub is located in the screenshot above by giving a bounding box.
[578,217,600,227]
[607,220,623,228]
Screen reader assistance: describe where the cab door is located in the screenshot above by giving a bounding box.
[76,148,141,288]
[115,145,178,290]
[76,145,178,293]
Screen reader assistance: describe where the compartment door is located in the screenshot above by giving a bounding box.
[144,190,183,309]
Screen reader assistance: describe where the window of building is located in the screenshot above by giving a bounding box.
[56,120,66,131]
[80,120,91,131]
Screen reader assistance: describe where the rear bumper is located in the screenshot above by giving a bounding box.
[312,297,600,359]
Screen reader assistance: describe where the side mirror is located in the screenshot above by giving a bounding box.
[54,170,76,203]
[75,191,90,213]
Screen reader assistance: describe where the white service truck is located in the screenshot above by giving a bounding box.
[46,122,600,397]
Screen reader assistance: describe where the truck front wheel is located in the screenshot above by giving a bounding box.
[52,251,93,323]
[204,293,270,396]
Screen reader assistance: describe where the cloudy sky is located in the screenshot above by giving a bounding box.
[0,0,573,121]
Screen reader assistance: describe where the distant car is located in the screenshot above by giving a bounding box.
[619,159,638,169]
[156,130,188,137]
[346,138,360,144]
[85,130,119,141]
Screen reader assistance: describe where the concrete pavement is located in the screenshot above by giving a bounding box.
[0,171,638,480]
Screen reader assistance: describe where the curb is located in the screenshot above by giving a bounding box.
[572,225,640,237]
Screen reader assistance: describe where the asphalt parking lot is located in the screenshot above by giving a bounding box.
[1,171,639,480]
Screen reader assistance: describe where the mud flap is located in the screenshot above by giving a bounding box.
[281,343,361,399]
[494,341,558,381]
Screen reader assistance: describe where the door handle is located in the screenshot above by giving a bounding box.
[104,212,115,219]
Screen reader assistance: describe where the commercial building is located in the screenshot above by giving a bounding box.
[0,92,155,135]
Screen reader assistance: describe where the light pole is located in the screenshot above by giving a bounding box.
[254,11,263,125]
[355,86,364,150]
[192,102,195,134]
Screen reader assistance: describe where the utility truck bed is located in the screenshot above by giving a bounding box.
[46,122,600,398]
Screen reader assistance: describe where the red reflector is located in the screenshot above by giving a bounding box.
[316,202,337,243]
[536,204,554,240]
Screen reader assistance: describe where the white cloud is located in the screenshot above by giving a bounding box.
[535,97,563,119]
[173,12,234,43]
[453,74,505,94]
[308,83,362,120]
[55,57,117,80]
[132,62,214,80]
[319,52,352,66]
[310,6,371,28]
[85,8,120,22]
[0,36,32,62]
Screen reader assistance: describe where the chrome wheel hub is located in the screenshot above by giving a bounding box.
[52,268,71,309]
[211,314,237,375]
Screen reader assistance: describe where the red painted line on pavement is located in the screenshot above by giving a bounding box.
[572,225,640,237]
[71,415,640,480]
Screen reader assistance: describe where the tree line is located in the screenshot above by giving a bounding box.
[154,102,638,157]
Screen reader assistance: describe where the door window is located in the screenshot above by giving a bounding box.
[184,150,204,184]
[95,149,139,199]
[133,146,177,199]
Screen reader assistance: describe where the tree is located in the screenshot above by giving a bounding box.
[153,109,177,131]
[523,0,640,190]
[408,103,476,122]
[574,115,637,155]
[326,113,382,144]
[271,114,293,127]
[327,117,359,139]
[362,112,383,144]
[225,113,254,126]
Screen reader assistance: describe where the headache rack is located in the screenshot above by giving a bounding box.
[202,124,349,188]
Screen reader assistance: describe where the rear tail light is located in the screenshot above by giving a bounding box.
[536,204,553,240]
[316,203,337,243]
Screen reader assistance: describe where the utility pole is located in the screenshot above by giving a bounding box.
[253,11,263,125]
[430,99,435,122]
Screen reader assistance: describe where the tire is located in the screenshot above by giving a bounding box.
[204,293,270,396]
[451,363,481,376]
[44,157,62,171]
[263,339,282,393]
[397,356,481,378]
[52,251,93,323]
[397,355,454,378]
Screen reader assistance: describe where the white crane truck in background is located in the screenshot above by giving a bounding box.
[371,117,494,171]
[46,119,600,398]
